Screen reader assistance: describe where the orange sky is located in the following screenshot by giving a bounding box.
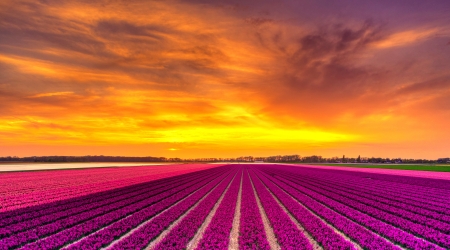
[1,0,450,159]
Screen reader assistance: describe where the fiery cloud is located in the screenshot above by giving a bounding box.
[1,0,450,158]
[373,29,440,48]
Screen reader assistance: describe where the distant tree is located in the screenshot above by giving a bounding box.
[357,155,361,163]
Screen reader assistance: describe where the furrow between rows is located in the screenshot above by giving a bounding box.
[249,169,318,250]
[194,169,242,249]
[248,169,281,250]
[259,167,444,249]
[228,170,243,250]
[150,169,238,249]
[64,168,232,250]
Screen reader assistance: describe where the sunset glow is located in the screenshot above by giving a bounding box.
[1,0,450,158]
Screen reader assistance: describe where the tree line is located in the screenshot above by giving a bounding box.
[0,155,448,163]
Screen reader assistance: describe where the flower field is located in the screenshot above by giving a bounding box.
[0,164,217,213]
[0,164,449,249]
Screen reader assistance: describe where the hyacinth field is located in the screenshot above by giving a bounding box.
[1,164,450,249]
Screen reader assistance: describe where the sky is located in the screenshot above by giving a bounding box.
[1,0,450,159]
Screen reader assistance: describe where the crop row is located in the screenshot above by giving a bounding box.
[238,170,270,249]
[0,164,217,212]
[1,164,449,250]
[257,165,449,249]
[275,169,450,248]
[299,171,450,216]
[0,170,199,227]
[290,166,450,209]
[0,167,231,249]
[0,166,224,228]
[0,168,222,237]
[286,170,450,231]
[324,167,450,190]
[109,169,238,249]
[154,169,238,249]
[249,170,313,249]
[195,170,242,249]
[66,168,234,250]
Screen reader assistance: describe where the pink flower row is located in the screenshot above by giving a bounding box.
[0,164,218,212]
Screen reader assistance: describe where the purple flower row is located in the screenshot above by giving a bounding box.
[0,169,216,238]
[249,170,313,249]
[195,170,242,249]
[253,169,356,250]
[25,170,231,250]
[110,169,237,249]
[255,170,402,250]
[276,174,442,249]
[0,177,156,227]
[64,168,233,250]
[303,166,450,200]
[331,167,450,191]
[321,171,450,204]
[291,172,450,232]
[301,171,450,219]
[0,168,230,250]
[3,164,448,250]
[0,164,218,213]
[267,169,450,248]
[258,166,448,249]
[154,170,238,249]
[290,168,450,213]
[0,166,224,226]
[238,170,270,250]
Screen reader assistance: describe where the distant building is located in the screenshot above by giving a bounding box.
[438,158,450,163]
